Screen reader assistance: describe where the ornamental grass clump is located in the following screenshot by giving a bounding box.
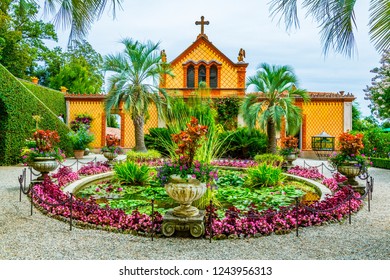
[244,163,285,188]
[254,153,284,167]
[156,117,218,187]
[113,161,151,186]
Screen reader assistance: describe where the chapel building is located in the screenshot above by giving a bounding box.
[160,16,355,158]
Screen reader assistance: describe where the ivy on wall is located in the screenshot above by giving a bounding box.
[0,64,71,165]
[213,97,241,130]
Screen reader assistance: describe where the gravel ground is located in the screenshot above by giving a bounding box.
[0,156,389,260]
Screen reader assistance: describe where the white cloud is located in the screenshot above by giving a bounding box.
[39,0,381,116]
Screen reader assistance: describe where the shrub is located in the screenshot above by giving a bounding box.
[254,154,284,167]
[213,97,240,130]
[361,128,390,158]
[218,127,267,159]
[245,163,285,188]
[370,157,390,169]
[67,127,95,150]
[126,149,162,162]
[144,128,173,156]
[113,161,151,186]
[0,65,71,165]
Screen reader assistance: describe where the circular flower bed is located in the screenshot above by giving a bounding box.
[30,161,362,238]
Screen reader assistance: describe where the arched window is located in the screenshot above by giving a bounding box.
[187,65,195,88]
[198,65,206,85]
[210,65,218,88]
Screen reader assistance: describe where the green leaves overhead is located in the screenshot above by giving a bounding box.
[269,0,390,57]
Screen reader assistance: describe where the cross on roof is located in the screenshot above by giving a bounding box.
[195,16,209,35]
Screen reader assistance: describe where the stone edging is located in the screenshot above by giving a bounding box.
[285,173,332,200]
[63,171,114,194]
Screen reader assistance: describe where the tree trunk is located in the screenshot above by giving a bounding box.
[133,115,147,152]
[267,119,277,154]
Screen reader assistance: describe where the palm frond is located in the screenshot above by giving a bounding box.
[269,0,300,31]
[369,0,390,53]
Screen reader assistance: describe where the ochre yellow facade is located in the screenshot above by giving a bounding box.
[64,17,354,155]
[162,35,247,97]
[301,100,344,150]
[66,96,105,148]
[65,95,158,149]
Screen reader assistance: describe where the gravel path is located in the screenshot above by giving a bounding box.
[0,156,389,260]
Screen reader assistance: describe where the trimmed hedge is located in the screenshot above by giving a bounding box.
[22,80,66,117]
[0,64,71,165]
[371,158,390,169]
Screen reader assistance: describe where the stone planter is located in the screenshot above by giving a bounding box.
[103,152,118,165]
[30,157,58,181]
[164,175,206,218]
[73,150,84,159]
[337,161,361,186]
[284,153,298,168]
[162,175,207,238]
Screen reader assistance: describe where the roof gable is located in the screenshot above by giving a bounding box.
[169,36,247,68]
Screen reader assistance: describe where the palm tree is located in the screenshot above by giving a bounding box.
[13,0,122,45]
[103,38,173,152]
[269,0,390,57]
[241,63,309,154]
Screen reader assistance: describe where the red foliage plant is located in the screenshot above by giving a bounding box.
[105,134,120,147]
[338,131,364,155]
[171,117,208,167]
[281,136,298,149]
[33,130,60,152]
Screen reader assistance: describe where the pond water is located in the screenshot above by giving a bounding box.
[75,169,321,217]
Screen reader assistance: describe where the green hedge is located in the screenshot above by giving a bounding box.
[371,158,390,169]
[0,64,71,165]
[22,80,66,117]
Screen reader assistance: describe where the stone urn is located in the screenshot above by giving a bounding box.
[284,152,298,168]
[337,161,361,186]
[103,152,118,165]
[164,175,206,217]
[30,157,58,181]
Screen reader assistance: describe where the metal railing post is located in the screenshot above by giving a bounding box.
[348,195,352,225]
[295,197,299,237]
[70,193,73,231]
[209,200,213,243]
[151,199,154,241]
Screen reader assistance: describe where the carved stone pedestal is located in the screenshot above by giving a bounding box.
[162,210,205,238]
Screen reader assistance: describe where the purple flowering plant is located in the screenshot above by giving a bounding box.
[157,159,218,187]
[70,113,93,131]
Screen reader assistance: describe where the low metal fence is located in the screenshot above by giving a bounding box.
[18,159,374,242]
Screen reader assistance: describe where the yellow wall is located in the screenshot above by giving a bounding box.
[68,100,104,148]
[165,41,239,89]
[67,99,159,149]
[121,104,159,148]
[301,101,344,150]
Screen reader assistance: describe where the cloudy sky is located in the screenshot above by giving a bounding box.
[41,0,381,116]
